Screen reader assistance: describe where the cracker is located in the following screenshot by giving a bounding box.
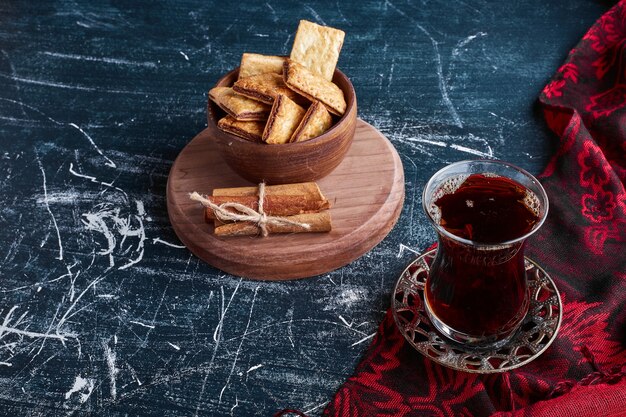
[262,94,306,144]
[283,59,346,116]
[217,115,265,142]
[233,73,305,105]
[209,86,271,121]
[290,20,345,81]
[290,100,333,142]
[239,53,286,79]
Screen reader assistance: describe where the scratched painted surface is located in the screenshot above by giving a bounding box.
[0,1,606,416]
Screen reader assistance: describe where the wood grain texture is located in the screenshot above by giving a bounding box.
[167,119,404,280]
[207,67,357,184]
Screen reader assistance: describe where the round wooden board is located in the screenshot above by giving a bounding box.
[167,119,405,280]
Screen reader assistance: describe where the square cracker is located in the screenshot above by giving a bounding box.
[290,20,345,81]
[239,53,286,79]
[209,86,271,121]
[284,59,346,116]
[217,115,265,142]
[262,94,306,144]
[233,73,306,105]
[290,100,333,142]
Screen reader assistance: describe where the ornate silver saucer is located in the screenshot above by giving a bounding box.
[392,249,562,374]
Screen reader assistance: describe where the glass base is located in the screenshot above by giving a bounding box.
[423,295,521,350]
[392,249,562,374]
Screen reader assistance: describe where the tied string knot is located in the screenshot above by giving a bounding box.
[189,183,311,237]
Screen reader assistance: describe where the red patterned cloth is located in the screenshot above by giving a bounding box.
[318,2,626,416]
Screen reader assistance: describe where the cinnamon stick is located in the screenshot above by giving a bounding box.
[212,182,325,199]
[214,211,332,236]
[205,194,330,220]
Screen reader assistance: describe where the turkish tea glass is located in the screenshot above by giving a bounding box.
[422,160,549,348]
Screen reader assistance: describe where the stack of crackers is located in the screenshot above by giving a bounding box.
[209,20,347,144]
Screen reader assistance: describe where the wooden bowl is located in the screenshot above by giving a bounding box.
[206,67,357,184]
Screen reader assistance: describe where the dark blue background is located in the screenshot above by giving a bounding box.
[0,1,607,415]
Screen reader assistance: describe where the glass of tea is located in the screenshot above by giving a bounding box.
[422,160,548,348]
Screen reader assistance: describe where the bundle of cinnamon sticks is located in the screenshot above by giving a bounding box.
[199,182,332,237]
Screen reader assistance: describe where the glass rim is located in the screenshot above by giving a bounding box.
[422,159,549,247]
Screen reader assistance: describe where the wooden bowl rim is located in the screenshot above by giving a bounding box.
[207,66,357,149]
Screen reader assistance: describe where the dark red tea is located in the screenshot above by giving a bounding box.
[433,174,541,243]
[425,173,541,340]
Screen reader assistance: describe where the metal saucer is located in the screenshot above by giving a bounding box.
[391,249,562,374]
